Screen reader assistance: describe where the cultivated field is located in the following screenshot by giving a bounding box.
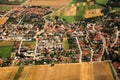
[22,0,71,9]
[0,41,14,58]
[0,66,19,80]
[64,4,77,16]
[0,17,8,25]
[22,41,36,48]
[18,61,114,80]
[0,41,14,46]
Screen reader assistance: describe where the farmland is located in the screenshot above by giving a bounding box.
[0,41,14,58]
[16,61,114,80]
[22,41,36,48]
[0,0,26,5]
[63,33,69,51]
[55,1,105,21]
[22,0,71,10]
[0,66,19,80]
[0,17,9,25]
[0,46,13,58]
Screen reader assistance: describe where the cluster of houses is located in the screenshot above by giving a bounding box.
[0,6,52,41]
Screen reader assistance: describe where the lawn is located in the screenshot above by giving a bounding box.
[59,16,75,22]
[0,46,13,58]
[0,0,26,5]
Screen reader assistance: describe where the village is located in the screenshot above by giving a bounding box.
[0,0,120,79]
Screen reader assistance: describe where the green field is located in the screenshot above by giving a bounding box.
[96,0,108,5]
[59,16,75,22]
[0,0,26,5]
[0,6,11,11]
[0,46,13,58]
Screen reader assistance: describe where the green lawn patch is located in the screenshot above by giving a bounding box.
[63,33,69,51]
[14,66,24,80]
[0,46,13,58]
[96,0,108,5]
[59,16,75,22]
[0,0,26,5]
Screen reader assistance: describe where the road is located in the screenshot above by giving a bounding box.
[76,37,82,63]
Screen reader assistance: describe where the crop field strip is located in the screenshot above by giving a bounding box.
[0,66,19,80]
[17,61,114,80]
[23,0,71,7]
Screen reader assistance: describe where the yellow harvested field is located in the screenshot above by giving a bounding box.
[18,66,31,80]
[0,66,19,80]
[84,9,104,18]
[19,61,114,80]
[64,5,77,16]
[0,17,8,25]
[0,41,14,46]
[23,0,71,7]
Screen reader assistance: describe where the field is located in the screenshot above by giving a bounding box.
[0,66,19,80]
[0,5,11,11]
[0,5,19,11]
[63,33,69,51]
[0,0,26,5]
[55,1,105,21]
[17,61,114,80]
[0,17,9,25]
[0,46,13,58]
[96,0,108,5]
[22,41,36,48]
[0,41,14,46]
[0,41,14,58]
[59,16,75,22]
[23,0,71,10]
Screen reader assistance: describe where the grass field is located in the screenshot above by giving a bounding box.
[96,0,108,5]
[0,41,14,58]
[59,16,75,22]
[63,33,69,51]
[22,41,36,48]
[0,6,11,11]
[0,46,13,58]
[0,0,26,5]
